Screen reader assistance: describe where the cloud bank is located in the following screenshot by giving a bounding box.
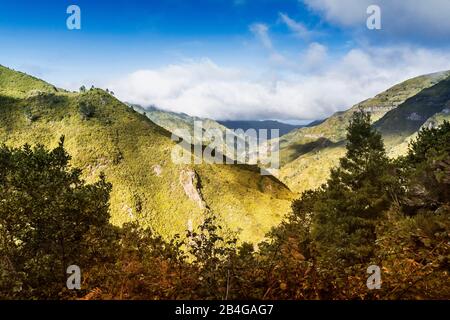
[304,0,450,41]
[104,1,450,121]
[110,46,450,121]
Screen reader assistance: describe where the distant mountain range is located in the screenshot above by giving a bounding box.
[129,104,307,141]
[127,71,450,196]
[218,120,305,138]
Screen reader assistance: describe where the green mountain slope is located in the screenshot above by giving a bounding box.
[128,103,249,161]
[375,76,450,142]
[0,65,293,243]
[128,104,229,143]
[278,71,450,194]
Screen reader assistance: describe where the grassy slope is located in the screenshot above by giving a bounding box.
[129,103,248,161]
[279,71,450,194]
[375,76,450,149]
[129,104,231,142]
[0,65,293,243]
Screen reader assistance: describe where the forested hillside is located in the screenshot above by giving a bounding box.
[1,109,448,299]
[0,65,293,244]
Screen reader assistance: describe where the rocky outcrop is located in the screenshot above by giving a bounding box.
[179,169,207,209]
[152,164,163,177]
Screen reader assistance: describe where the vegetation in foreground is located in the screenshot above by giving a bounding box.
[1,111,449,300]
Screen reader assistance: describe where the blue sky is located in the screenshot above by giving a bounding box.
[1,0,450,120]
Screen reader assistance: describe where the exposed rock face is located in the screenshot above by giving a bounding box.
[304,134,325,139]
[426,121,438,129]
[179,169,206,209]
[122,204,134,219]
[152,164,162,177]
[362,106,396,113]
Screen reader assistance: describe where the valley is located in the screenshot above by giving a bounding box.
[0,65,293,244]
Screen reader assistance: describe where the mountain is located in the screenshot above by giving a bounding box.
[0,65,293,243]
[277,70,450,193]
[219,120,304,138]
[128,104,231,144]
[128,104,251,161]
[375,76,450,139]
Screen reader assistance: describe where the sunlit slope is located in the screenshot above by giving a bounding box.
[375,75,450,148]
[279,71,450,194]
[129,103,248,161]
[0,65,293,243]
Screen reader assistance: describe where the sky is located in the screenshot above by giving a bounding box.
[0,0,450,121]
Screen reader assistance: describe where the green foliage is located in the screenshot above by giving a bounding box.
[1,65,449,300]
[1,120,449,299]
[185,215,238,299]
[0,66,292,244]
[0,138,114,299]
[308,110,395,267]
[406,121,450,165]
[399,121,450,214]
[268,117,450,299]
[79,101,95,120]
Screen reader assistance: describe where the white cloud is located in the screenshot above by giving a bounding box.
[303,0,450,39]
[279,13,313,40]
[300,42,328,71]
[250,23,273,49]
[109,47,450,121]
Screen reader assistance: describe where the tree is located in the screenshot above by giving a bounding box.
[79,85,86,93]
[79,101,95,120]
[400,121,450,213]
[23,107,39,123]
[266,110,400,298]
[186,215,238,299]
[375,121,450,299]
[0,137,114,299]
[311,110,395,266]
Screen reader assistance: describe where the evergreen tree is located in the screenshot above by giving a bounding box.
[400,121,450,213]
[290,110,396,271]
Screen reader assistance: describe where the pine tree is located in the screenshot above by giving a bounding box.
[311,110,395,266]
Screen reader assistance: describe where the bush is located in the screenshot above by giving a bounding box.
[79,102,95,120]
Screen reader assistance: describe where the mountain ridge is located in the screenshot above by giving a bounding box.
[0,65,293,243]
[277,70,450,193]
